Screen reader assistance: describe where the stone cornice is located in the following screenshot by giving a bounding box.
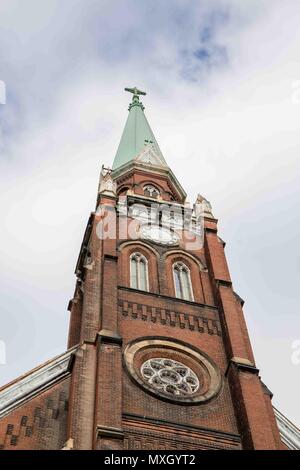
[112,161,186,202]
[97,425,124,440]
[98,329,123,345]
[225,357,259,376]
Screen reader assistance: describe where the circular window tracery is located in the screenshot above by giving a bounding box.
[141,358,199,397]
[124,338,222,404]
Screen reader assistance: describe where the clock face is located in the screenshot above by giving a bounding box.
[140,225,179,245]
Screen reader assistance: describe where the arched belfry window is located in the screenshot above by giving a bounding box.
[130,253,149,291]
[143,185,160,198]
[173,262,194,301]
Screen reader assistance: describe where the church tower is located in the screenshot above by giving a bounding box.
[66,87,282,450]
[0,88,298,451]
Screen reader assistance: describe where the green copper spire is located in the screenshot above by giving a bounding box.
[112,87,167,170]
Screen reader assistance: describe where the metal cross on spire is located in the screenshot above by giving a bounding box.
[124,86,146,98]
[125,87,146,111]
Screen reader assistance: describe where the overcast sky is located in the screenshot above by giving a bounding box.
[0,0,299,427]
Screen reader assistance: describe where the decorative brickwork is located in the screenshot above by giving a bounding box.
[123,415,241,450]
[118,300,222,336]
[0,378,69,450]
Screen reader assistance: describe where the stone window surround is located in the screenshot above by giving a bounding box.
[123,337,222,405]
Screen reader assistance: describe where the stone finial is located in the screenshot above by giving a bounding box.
[98,165,117,196]
[194,194,214,219]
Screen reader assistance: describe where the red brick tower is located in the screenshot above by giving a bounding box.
[0,88,288,450]
[66,87,283,450]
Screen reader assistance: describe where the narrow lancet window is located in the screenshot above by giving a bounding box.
[130,253,149,291]
[173,262,193,301]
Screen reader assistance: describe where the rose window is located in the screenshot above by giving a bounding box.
[141,358,199,397]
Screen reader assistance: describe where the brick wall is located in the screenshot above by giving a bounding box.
[0,377,70,450]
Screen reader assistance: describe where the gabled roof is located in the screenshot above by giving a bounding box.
[274,407,300,450]
[112,88,167,170]
[0,348,75,419]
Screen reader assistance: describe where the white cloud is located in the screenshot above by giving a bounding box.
[0,0,299,427]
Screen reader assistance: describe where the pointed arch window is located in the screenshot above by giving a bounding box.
[143,185,160,198]
[130,253,149,291]
[173,262,194,301]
